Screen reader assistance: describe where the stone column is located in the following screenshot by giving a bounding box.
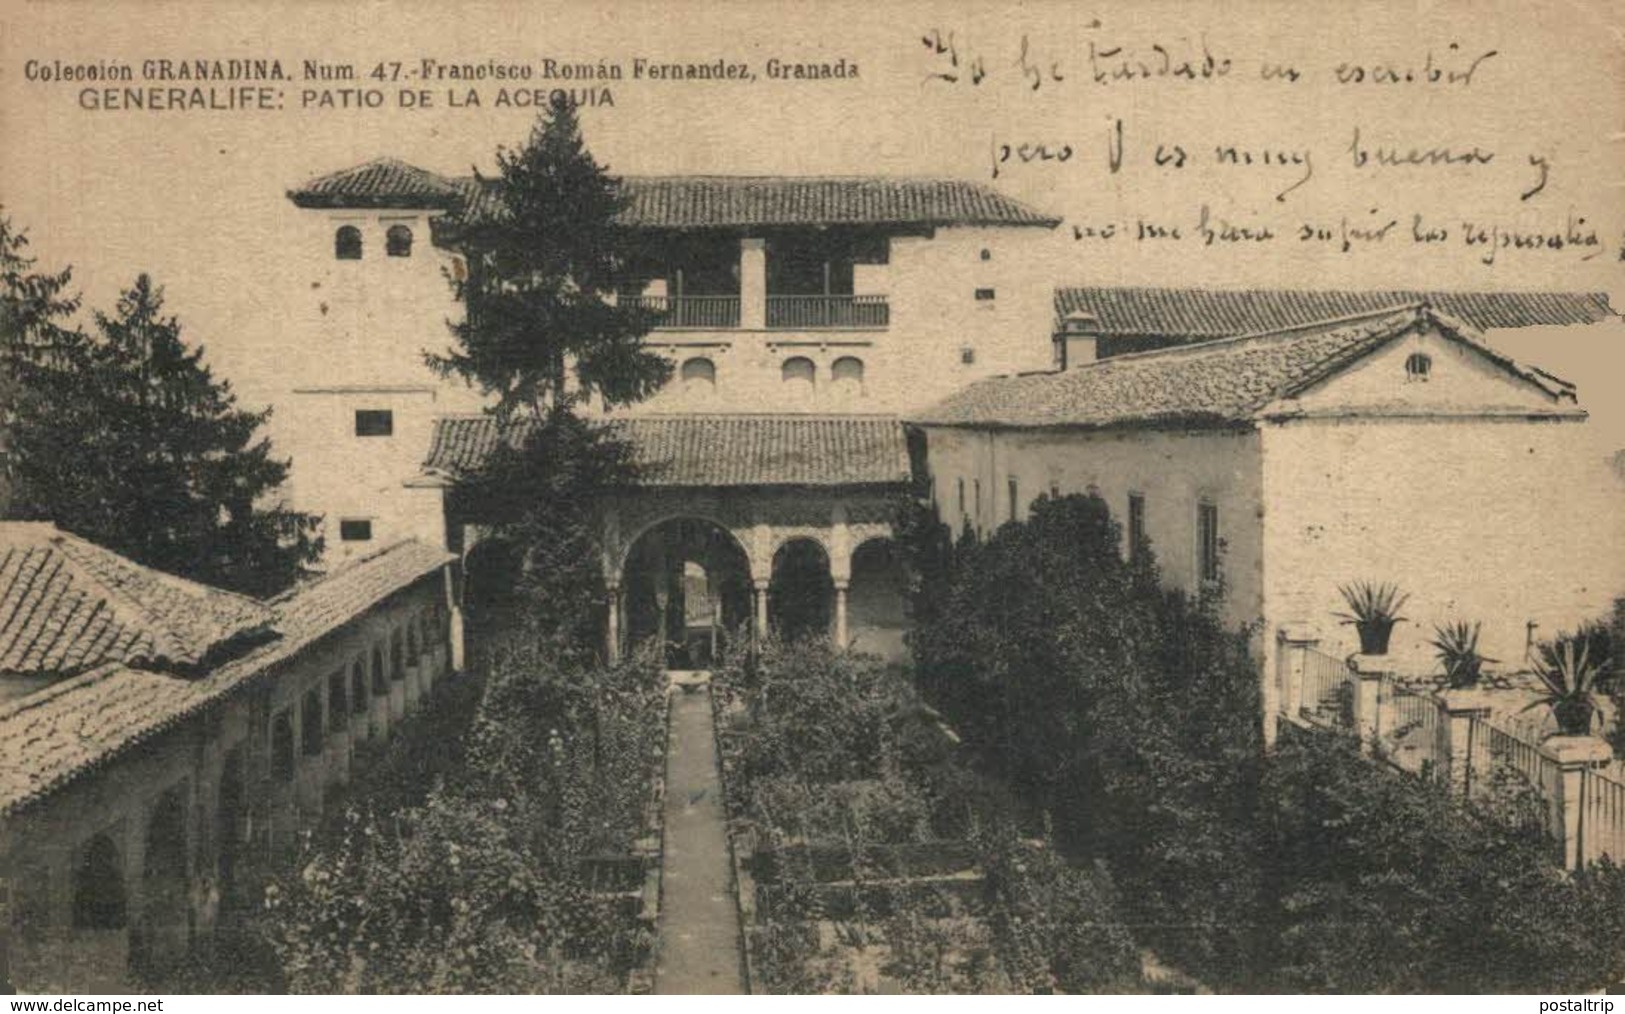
[753,580,770,642]
[1542,735,1613,870]
[605,582,622,663]
[1349,654,1389,756]
[834,581,850,648]
[740,237,767,329]
[1438,688,1495,800]
[1275,623,1320,724]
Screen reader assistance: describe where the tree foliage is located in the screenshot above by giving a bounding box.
[904,491,1625,992]
[429,94,669,420]
[5,271,319,596]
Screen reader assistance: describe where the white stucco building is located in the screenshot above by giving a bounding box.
[916,302,1622,719]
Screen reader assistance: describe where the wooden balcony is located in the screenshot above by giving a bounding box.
[624,294,741,329]
[766,294,889,330]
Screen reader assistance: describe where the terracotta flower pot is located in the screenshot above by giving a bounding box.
[1355,619,1395,655]
[1552,698,1595,736]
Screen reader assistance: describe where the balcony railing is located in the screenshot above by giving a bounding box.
[766,294,890,330]
[624,294,741,329]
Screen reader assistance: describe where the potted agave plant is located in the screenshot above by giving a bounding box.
[1336,581,1410,656]
[1431,620,1496,690]
[1525,634,1612,736]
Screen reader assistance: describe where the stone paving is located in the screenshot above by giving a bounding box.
[654,676,747,994]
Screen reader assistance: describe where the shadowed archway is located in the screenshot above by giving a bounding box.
[769,538,833,642]
[621,517,752,668]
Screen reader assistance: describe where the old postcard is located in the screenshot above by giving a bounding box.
[1,0,1622,997]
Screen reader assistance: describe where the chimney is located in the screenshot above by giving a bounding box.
[1054,311,1101,370]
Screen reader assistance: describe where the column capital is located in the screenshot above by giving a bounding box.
[752,578,771,592]
[833,579,850,592]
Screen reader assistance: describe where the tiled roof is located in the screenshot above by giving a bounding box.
[1053,286,1615,338]
[0,523,274,681]
[915,304,1580,430]
[289,158,1060,229]
[0,539,453,814]
[423,414,912,488]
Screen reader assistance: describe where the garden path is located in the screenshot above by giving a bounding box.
[654,676,748,994]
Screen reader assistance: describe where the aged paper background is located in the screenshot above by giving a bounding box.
[2,0,1621,436]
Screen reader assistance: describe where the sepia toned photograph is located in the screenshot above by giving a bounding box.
[0,0,1621,997]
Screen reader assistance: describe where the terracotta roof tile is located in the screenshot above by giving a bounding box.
[423,414,911,488]
[915,304,1581,430]
[1053,286,1615,338]
[289,158,1059,229]
[0,523,274,681]
[0,539,453,814]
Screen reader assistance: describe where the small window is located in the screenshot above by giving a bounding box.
[831,356,865,396]
[680,356,716,394]
[350,661,367,715]
[1127,493,1146,560]
[371,647,387,696]
[271,710,295,782]
[334,225,362,260]
[1405,352,1432,381]
[956,477,966,518]
[1007,477,1020,522]
[339,519,373,542]
[973,479,983,526]
[354,409,393,437]
[1197,501,1220,584]
[302,688,324,756]
[979,248,993,261]
[960,346,976,365]
[1049,480,1061,499]
[328,671,348,732]
[781,356,816,389]
[974,288,996,301]
[386,224,413,258]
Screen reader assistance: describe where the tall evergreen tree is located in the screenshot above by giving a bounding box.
[0,211,87,516]
[430,94,670,420]
[9,272,320,596]
[431,98,671,644]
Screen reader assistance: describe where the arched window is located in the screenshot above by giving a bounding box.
[831,356,865,398]
[680,357,716,395]
[391,629,405,681]
[407,624,420,666]
[386,224,413,258]
[301,687,324,755]
[350,660,367,714]
[371,646,387,696]
[781,356,816,396]
[271,710,295,782]
[334,225,362,260]
[328,670,348,732]
[72,834,127,930]
[1405,352,1432,381]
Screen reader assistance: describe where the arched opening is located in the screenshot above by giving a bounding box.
[133,786,191,976]
[848,538,909,661]
[72,834,127,931]
[831,356,865,400]
[621,517,751,669]
[216,749,245,912]
[781,356,816,404]
[680,356,716,397]
[370,647,387,697]
[385,224,413,257]
[349,660,367,717]
[334,225,362,260]
[770,538,833,642]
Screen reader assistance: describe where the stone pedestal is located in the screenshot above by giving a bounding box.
[1349,654,1391,755]
[1437,688,1496,799]
[1541,735,1613,869]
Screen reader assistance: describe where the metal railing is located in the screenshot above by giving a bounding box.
[623,294,741,329]
[1581,766,1625,864]
[765,294,889,329]
[1300,646,1351,726]
[1381,677,1447,780]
